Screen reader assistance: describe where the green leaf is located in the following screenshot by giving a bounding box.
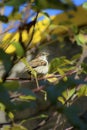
[15,101,35,111]
[46,76,87,104]
[9,12,22,21]
[12,42,24,57]
[3,0,28,11]
[0,15,8,23]
[49,57,72,73]
[2,126,11,130]
[63,88,75,100]
[77,85,87,97]
[18,88,36,101]
[10,124,27,130]
[62,106,87,129]
[40,11,51,22]
[58,88,75,104]
[57,68,67,81]
[46,85,60,104]
[18,88,36,97]
[33,0,76,11]
[19,95,36,101]
[78,33,87,44]
[42,12,50,19]
[4,81,19,91]
[75,33,87,46]
[8,111,14,120]
[0,103,5,111]
[0,48,12,75]
[71,25,78,34]
[75,35,82,46]
[82,2,87,10]
[0,83,14,110]
[81,62,87,74]
[28,114,48,121]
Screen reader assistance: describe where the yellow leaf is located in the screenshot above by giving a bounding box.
[2,125,11,130]
[0,103,5,111]
[46,74,58,84]
[8,112,14,120]
[2,32,19,54]
[5,44,16,54]
[22,30,29,44]
[57,68,67,81]
[77,85,87,97]
[11,124,27,130]
[58,96,65,104]
[19,95,36,101]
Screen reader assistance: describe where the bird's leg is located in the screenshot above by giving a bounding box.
[27,71,39,88]
[35,76,39,89]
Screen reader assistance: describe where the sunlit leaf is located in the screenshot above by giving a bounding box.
[82,2,87,10]
[57,68,67,81]
[28,114,48,121]
[8,112,14,120]
[0,103,5,111]
[2,125,11,130]
[75,33,87,46]
[19,95,36,101]
[12,42,24,57]
[63,88,75,100]
[46,74,58,84]
[58,88,75,104]
[75,35,82,46]
[18,88,36,102]
[10,124,27,130]
[49,57,72,73]
[47,76,87,104]
[77,85,87,97]
[5,44,16,54]
[78,33,87,44]
[58,96,65,104]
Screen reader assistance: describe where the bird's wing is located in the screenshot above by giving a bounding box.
[29,59,47,68]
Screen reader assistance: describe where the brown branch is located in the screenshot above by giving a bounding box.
[6,69,77,82]
[6,69,77,93]
[65,126,74,130]
[26,12,39,49]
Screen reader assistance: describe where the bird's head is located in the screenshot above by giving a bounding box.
[36,52,49,60]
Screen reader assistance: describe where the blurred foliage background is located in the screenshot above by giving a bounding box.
[0,0,87,130]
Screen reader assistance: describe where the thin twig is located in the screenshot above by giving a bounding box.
[65,126,74,130]
[26,12,39,49]
[53,113,62,130]
[6,69,77,82]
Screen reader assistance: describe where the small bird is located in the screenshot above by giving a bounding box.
[25,51,49,88]
[28,51,49,75]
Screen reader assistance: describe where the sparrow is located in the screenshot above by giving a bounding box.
[23,52,49,88]
[26,52,49,75]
